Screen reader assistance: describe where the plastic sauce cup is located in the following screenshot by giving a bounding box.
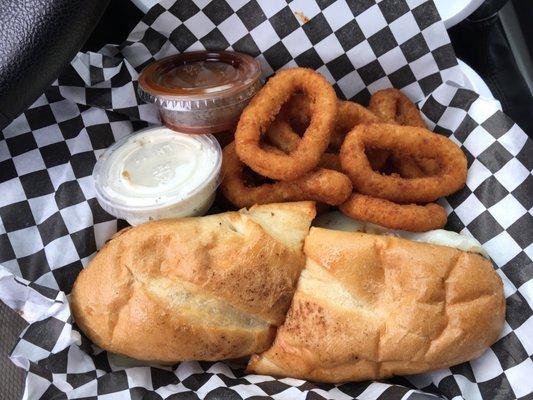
[138,51,262,134]
[93,126,222,225]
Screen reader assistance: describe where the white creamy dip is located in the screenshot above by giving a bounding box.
[314,211,489,258]
[94,127,221,225]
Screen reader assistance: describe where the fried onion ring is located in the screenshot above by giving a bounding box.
[369,88,435,176]
[340,123,467,203]
[265,119,342,171]
[267,95,383,154]
[391,156,426,178]
[221,142,352,208]
[265,103,387,172]
[369,88,426,127]
[339,193,447,232]
[278,94,312,134]
[391,155,441,178]
[333,101,388,170]
[235,68,337,180]
[318,153,342,171]
[330,100,383,151]
[265,119,301,154]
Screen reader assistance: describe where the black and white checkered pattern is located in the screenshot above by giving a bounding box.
[0,0,531,399]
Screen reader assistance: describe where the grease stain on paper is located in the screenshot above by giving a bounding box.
[294,11,310,24]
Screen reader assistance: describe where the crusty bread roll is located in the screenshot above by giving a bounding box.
[247,227,505,382]
[71,201,316,363]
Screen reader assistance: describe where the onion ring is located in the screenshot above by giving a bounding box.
[339,193,447,232]
[369,88,426,128]
[265,102,386,171]
[265,120,386,173]
[365,148,390,172]
[339,123,467,203]
[391,156,426,178]
[333,101,388,170]
[235,68,337,180]
[391,155,440,178]
[278,94,312,134]
[369,88,435,175]
[267,94,383,153]
[318,153,342,171]
[265,119,301,154]
[265,119,342,171]
[330,100,383,151]
[221,142,352,208]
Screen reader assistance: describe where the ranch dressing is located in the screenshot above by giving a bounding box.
[94,127,221,225]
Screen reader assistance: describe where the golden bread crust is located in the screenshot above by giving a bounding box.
[247,228,505,382]
[71,202,316,362]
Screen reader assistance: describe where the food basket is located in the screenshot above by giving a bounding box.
[0,0,531,399]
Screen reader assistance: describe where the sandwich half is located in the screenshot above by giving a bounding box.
[71,201,316,363]
[247,227,505,382]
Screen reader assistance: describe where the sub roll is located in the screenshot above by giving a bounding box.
[247,228,505,382]
[71,202,316,363]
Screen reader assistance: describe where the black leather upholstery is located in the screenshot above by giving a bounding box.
[0,0,110,129]
[470,0,509,19]
[450,3,533,137]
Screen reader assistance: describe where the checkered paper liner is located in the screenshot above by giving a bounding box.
[0,0,532,399]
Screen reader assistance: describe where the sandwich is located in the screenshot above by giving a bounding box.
[71,202,504,382]
[70,201,316,362]
[247,226,505,382]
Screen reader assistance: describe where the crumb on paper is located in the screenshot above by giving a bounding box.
[15,309,24,317]
[122,170,131,182]
[294,11,310,24]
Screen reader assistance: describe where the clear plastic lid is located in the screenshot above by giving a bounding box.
[138,51,262,110]
[93,127,222,224]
